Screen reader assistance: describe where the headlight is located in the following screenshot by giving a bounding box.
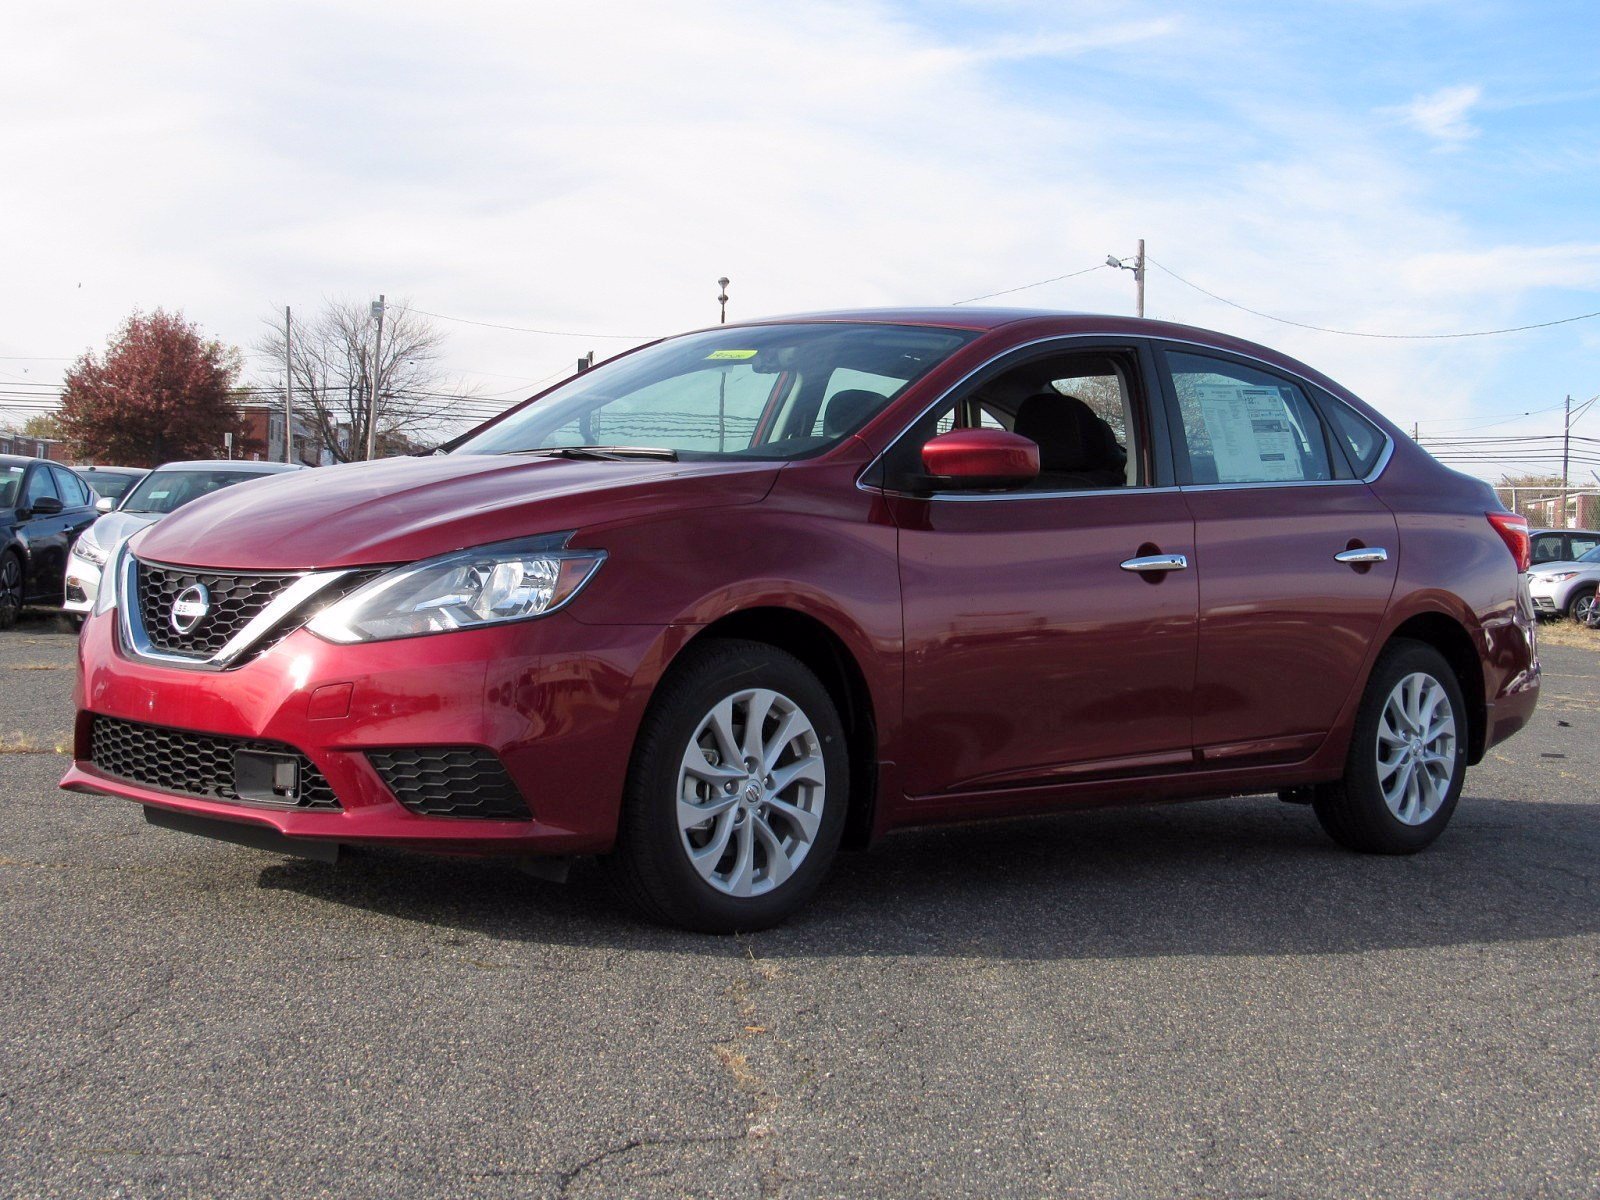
[74,529,108,566]
[94,539,127,615]
[1545,571,1579,582]
[307,534,606,644]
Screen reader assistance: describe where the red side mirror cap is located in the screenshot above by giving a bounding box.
[921,428,1040,488]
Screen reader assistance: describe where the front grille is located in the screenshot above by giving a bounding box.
[368,748,530,819]
[90,715,339,810]
[136,561,297,658]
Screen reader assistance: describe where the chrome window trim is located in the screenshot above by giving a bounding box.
[115,554,356,672]
[856,328,1394,502]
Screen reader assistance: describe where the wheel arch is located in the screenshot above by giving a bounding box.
[677,606,881,849]
[1383,612,1488,765]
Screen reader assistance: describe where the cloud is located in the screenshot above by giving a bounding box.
[1389,84,1483,143]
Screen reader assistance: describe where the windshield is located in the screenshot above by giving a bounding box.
[1580,547,1600,564]
[121,469,272,515]
[454,323,977,460]
[0,466,22,509]
[86,473,140,503]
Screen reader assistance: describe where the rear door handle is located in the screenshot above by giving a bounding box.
[1120,553,1189,573]
[1334,547,1388,564]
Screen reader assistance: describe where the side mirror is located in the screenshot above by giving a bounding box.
[96,496,115,513]
[920,428,1040,489]
[29,495,64,517]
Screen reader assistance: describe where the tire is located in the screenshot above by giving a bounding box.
[1568,586,1597,624]
[0,552,23,631]
[1313,639,1468,855]
[603,638,849,933]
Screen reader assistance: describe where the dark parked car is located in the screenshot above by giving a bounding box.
[63,310,1540,931]
[75,465,150,512]
[0,454,98,628]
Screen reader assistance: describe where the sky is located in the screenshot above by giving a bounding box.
[2,0,1598,483]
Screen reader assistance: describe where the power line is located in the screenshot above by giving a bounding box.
[950,263,1109,306]
[1146,257,1600,340]
[412,309,656,340]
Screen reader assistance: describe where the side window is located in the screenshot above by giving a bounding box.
[22,465,59,508]
[1165,351,1333,485]
[1530,534,1566,565]
[1569,535,1600,559]
[53,467,89,507]
[1319,393,1388,477]
[889,348,1143,491]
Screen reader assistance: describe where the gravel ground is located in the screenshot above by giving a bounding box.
[2,609,1597,1199]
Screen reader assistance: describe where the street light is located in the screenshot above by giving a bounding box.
[717,277,730,324]
[1106,240,1146,318]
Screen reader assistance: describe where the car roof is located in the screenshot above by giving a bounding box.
[707,307,1355,396]
[0,453,53,467]
[146,460,305,474]
[76,465,149,476]
[1531,527,1600,537]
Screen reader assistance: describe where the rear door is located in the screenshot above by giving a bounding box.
[17,464,71,601]
[1156,345,1399,765]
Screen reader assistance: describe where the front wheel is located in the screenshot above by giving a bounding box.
[604,639,848,933]
[0,553,23,630]
[1568,586,1596,624]
[1313,640,1468,854]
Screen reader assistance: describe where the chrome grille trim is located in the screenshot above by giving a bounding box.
[116,553,358,671]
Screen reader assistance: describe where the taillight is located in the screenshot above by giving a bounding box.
[1486,512,1531,573]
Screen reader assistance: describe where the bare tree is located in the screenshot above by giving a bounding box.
[254,299,470,461]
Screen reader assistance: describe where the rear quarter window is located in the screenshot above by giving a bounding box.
[1319,394,1388,477]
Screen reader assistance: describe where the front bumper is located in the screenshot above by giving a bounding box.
[1528,579,1576,615]
[62,606,668,855]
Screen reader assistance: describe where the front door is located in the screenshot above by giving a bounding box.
[886,341,1199,799]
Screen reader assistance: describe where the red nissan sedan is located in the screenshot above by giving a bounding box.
[63,310,1540,931]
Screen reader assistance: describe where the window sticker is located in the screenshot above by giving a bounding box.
[705,349,757,360]
[1194,384,1303,482]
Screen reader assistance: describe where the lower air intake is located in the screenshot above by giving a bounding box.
[367,747,530,820]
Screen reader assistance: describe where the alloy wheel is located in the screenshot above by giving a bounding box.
[1573,592,1596,625]
[0,557,21,621]
[1375,671,1457,825]
[676,687,826,898]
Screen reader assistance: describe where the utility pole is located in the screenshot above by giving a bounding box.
[283,306,295,465]
[1134,238,1145,319]
[717,277,730,324]
[1107,242,1145,317]
[1560,393,1572,528]
[365,295,386,462]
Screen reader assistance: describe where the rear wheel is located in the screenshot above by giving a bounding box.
[1568,586,1596,624]
[1313,640,1467,854]
[0,553,23,630]
[604,639,848,932]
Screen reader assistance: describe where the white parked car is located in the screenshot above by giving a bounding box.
[1528,545,1600,623]
[65,461,306,617]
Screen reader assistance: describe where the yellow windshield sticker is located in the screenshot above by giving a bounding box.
[706,349,757,360]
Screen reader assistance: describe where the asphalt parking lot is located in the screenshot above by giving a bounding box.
[2,612,1597,1200]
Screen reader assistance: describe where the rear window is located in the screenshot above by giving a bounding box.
[1319,394,1388,477]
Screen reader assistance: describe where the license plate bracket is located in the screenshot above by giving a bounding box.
[234,749,301,806]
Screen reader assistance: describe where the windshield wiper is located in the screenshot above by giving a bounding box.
[521,446,680,462]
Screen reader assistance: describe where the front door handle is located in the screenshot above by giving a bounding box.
[1334,547,1388,564]
[1120,553,1189,573]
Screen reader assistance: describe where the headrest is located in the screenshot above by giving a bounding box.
[1012,393,1125,474]
[822,389,885,438]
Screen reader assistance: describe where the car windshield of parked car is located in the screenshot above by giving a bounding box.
[120,469,269,515]
[0,466,23,509]
[454,323,978,460]
[1579,547,1600,564]
[88,474,140,504]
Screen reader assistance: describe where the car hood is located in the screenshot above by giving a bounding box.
[132,453,782,571]
[86,510,159,550]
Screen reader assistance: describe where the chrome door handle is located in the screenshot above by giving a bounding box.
[1334,547,1388,564]
[1120,553,1189,573]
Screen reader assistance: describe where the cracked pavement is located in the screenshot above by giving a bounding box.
[3,610,1598,1198]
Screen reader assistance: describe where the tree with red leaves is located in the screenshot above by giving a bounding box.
[58,310,246,467]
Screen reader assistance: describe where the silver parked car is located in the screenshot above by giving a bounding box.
[65,460,306,617]
[1529,544,1600,622]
